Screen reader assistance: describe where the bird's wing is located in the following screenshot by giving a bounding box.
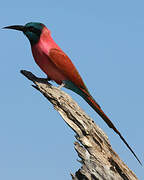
[48,48,89,94]
[48,49,142,165]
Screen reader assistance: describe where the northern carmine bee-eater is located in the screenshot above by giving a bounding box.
[3,22,142,165]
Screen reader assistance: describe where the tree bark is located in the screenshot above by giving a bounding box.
[20,70,138,180]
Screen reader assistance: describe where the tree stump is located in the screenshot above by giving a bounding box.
[21,70,138,180]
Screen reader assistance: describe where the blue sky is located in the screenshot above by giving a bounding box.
[1,0,144,179]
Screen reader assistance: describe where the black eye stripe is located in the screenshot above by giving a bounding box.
[28,26,41,35]
[28,27,35,32]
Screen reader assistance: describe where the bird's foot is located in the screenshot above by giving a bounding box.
[57,83,65,89]
[46,76,52,81]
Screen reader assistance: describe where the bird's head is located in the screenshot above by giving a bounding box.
[3,22,45,45]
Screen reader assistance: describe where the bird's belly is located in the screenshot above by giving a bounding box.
[32,48,66,85]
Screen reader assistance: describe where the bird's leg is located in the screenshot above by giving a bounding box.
[46,76,51,81]
[58,83,65,89]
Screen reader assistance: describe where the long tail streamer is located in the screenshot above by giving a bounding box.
[84,95,142,165]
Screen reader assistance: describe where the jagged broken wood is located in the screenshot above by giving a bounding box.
[20,70,138,180]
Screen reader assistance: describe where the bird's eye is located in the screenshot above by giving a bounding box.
[28,26,35,32]
[27,26,41,36]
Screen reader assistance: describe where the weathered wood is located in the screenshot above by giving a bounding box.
[21,70,138,180]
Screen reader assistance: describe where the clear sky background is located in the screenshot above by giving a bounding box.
[0,0,144,179]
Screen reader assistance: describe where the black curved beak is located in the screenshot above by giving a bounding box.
[3,25,25,32]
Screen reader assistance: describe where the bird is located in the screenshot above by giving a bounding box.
[3,22,142,165]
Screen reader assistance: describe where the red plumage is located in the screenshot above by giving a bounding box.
[4,23,141,165]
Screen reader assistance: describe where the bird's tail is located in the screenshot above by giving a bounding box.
[83,94,142,165]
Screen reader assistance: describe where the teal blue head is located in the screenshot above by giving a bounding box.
[3,22,45,46]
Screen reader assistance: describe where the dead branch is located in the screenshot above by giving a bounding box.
[20,70,138,180]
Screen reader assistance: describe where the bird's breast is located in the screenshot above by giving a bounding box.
[31,42,66,85]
